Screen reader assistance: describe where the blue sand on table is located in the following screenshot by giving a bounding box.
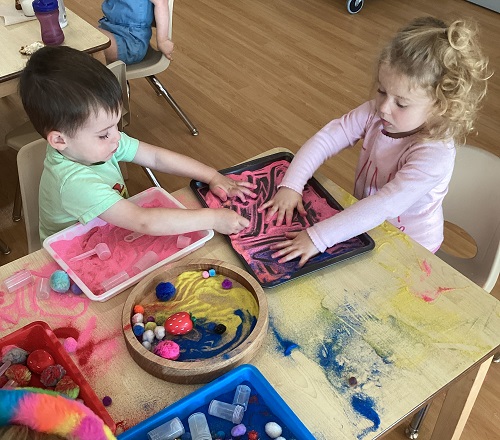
[270,323,300,357]
[352,394,380,439]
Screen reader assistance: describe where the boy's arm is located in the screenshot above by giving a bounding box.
[99,200,248,236]
[151,0,174,59]
[132,141,257,201]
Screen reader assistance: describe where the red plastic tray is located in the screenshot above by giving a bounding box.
[0,321,115,433]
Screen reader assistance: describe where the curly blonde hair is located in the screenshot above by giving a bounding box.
[378,16,491,145]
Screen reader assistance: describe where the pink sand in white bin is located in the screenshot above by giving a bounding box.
[49,198,206,296]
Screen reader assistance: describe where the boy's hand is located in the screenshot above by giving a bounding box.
[258,187,306,226]
[209,173,257,203]
[270,230,319,267]
[213,208,250,235]
[158,38,174,60]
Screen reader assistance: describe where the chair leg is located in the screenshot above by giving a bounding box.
[142,167,163,189]
[146,75,199,136]
[405,404,431,439]
[12,180,22,222]
[0,238,11,255]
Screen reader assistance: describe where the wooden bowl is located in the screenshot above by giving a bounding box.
[122,259,269,384]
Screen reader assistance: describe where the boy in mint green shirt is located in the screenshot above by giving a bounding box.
[20,46,255,244]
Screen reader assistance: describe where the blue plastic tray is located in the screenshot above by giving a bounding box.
[118,364,315,439]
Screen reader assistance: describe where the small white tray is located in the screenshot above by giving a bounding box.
[43,187,214,302]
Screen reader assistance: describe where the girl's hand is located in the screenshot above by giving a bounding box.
[209,173,257,203]
[258,187,306,226]
[270,230,319,267]
[157,38,174,60]
[212,208,250,235]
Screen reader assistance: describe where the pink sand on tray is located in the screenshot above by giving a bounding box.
[49,198,206,296]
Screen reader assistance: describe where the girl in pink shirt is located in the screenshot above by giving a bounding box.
[260,16,490,267]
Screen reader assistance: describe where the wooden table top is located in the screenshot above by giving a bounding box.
[1,149,499,439]
[0,2,109,95]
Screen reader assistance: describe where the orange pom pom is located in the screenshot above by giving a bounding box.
[133,304,145,314]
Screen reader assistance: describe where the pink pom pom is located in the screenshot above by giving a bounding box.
[63,337,78,353]
[154,340,180,360]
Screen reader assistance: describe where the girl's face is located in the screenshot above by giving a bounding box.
[57,108,122,165]
[375,63,435,137]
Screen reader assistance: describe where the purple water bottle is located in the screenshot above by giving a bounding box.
[32,0,64,46]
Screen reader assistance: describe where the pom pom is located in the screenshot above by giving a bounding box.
[102,396,112,407]
[247,430,259,440]
[49,270,71,293]
[214,324,226,334]
[27,349,55,374]
[142,330,155,343]
[131,312,144,324]
[40,364,66,387]
[142,341,152,351]
[144,322,157,332]
[133,304,145,314]
[133,323,145,337]
[55,375,80,399]
[154,326,165,340]
[221,278,233,289]
[2,346,29,364]
[5,364,31,386]
[63,337,78,353]
[155,282,176,301]
[154,340,180,360]
[146,316,155,323]
[202,270,210,279]
[70,283,83,295]
[208,268,216,277]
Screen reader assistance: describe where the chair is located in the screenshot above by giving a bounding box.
[5,60,131,224]
[405,144,500,439]
[125,0,198,136]
[16,138,47,253]
[0,238,11,255]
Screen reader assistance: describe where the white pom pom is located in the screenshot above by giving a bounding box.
[142,341,152,350]
[154,325,166,340]
[132,312,144,324]
[143,329,155,343]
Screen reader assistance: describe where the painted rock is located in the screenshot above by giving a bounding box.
[165,312,193,335]
[27,349,55,374]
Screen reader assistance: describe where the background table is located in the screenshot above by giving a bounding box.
[0,149,499,439]
[0,2,109,97]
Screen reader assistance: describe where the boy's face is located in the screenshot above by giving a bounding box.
[51,108,122,165]
[375,63,435,136]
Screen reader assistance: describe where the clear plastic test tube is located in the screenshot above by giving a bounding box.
[147,417,184,440]
[208,400,244,424]
[131,251,159,276]
[232,384,251,410]
[2,269,34,293]
[101,271,129,291]
[188,412,211,440]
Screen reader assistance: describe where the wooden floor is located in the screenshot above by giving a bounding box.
[1,0,499,438]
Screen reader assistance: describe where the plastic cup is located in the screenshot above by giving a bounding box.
[2,269,34,293]
[176,235,192,249]
[147,417,184,440]
[208,399,244,424]
[101,271,129,291]
[36,277,51,300]
[131,251,159,275]
[232,384,251,410]
[187,412,211,440]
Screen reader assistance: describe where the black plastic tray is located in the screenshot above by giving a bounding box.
[190,152,375,288]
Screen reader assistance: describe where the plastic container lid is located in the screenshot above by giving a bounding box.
[32,0,59,13]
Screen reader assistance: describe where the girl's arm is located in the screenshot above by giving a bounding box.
[151,0,174,59]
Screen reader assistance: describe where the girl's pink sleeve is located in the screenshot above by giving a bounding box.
[279,101,375,194]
